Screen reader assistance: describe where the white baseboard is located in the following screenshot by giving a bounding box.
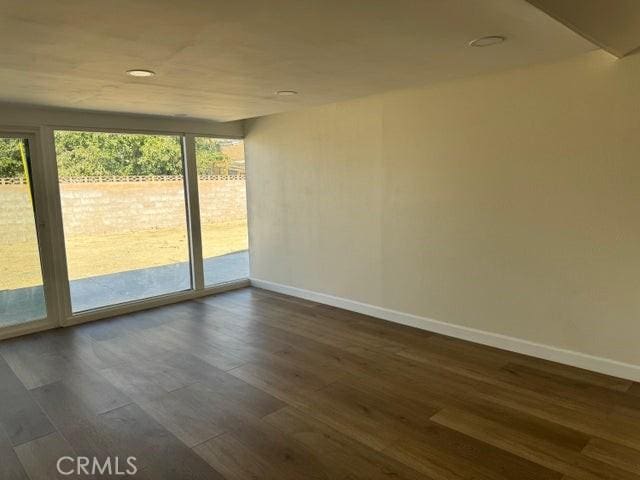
[250,278,640,382]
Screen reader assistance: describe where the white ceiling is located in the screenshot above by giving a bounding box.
[0,0,594,122]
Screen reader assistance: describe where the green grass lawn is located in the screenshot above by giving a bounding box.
[0,222,248,290]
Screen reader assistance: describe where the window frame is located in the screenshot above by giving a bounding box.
[0,123,248,335]
[0,127,59,339]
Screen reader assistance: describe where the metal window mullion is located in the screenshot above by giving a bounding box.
[38,126,73,325]
[183,134,204,291]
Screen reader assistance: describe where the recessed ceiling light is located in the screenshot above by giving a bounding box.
[275,90,298,96]
[468,35,506,47]
[126,69,156,77]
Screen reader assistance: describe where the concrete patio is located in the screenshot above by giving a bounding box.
[0,250,249,327]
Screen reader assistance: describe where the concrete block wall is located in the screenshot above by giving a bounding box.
[0,185,39,244]
[0,178,247,243]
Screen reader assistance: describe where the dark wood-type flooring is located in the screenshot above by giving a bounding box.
[1,287,639,479]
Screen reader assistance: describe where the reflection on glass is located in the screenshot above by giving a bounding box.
[0,137,47,326]
[54,131,191,312]
[195,137,249,285]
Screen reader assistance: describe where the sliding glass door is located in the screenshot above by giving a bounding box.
[0,129,250,331]
[54,131,192,312]
[0,135,47,327]
[195,137,249,285]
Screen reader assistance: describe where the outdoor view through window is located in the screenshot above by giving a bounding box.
[196,137,249,285]
[0,137,47,326]
[54,131,248,313]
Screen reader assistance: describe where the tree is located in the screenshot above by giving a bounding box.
[54,131,184,176]
[2,132,236,178]
[0,138,24,177]
[139,135,183,175]
[195,137,232,175]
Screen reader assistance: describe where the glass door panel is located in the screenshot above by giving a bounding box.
[54,131,192,312]
[195,137,249,285]
[0,137,47,326]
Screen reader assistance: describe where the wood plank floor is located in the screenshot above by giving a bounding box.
[1,286,639,479]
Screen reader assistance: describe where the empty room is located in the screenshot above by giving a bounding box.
[1,1,639,478]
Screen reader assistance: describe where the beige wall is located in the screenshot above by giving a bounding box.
[245,49,640,367]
